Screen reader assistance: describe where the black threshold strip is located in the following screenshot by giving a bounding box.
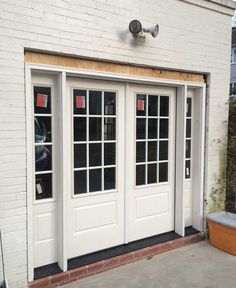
[34,226,199,280]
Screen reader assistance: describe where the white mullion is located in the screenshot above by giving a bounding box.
[102,91,104,192]
[35,113,52,117]
[35,170,53,175]
[35,142,52,146]
[157,95,160,183]
[145,94,148,184]
[86,90,89,193]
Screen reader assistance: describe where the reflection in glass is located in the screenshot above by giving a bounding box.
[104,118,116,140]
[34,86,51,114]
[74,144,86,168]
[136,118,146,139]
[186,119,191,138]
[104,168,115,190]
[89,169,102,192]
[74,117,86,141]
[148,95,158,116]
[89,90,102,115]
[104,92,116,115]
[159,162,168,182]
[187,98,192,117]
[74,170,87,194]
[104,143,116,165]
[35,173,52,200]
[35,145,52,172]
[148,164,157,184]
[159,141,168,161]
[136,142,146,163]
[89,143,102,167]
[148,119,158,139]
[185,160,191,179]
[186,140,191,159]
[136,94,146,116]
[35,116,51,143]
[160,96,169,116]
[159,119,169,139]
[136,165,146,186]
[74,89,87,115]
[89,117,101,141]
[148,141,157,161]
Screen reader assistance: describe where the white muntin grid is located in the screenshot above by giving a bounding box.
[34,86,54,201]
[72,88,117,195]
[185,96,193,180]
[135,93,170,187]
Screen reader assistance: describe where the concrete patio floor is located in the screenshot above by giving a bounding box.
[63,240,236,288]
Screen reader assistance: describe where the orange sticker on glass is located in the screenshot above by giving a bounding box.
[137,99,145,111]
[76,95,86,108]
[37,93,48,108]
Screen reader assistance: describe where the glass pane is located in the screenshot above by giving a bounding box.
[74,144,86,168]
[104,168,115,190]
[74,170,87,194]
[136,94,146,116]
[89,117,101,141]
[104,118,116,140]
[186,98,192,117]
[104,143,116,165]
[136,142,146,163]
[74,117,86,141]
[185,160,191,179]
[186,119,191,138]
[35,145,52,172]
[136,118,146,139]
[89,169,102,192]
[89,143,102,167]
[104,92,116,115]
[159,162,168,182]
[148,141,157,162]
[148,95,158,116]
[186,140,191,159]
[136,165,146,186]
[35,173,52,200]
[148,164,157,184]
[159,141,168,161]
[148,119,157,139]
[159,119,169,139]
[73,89,87,115]
[34,116,51,143]
[34,86,51,114]
[160,96,169,116]
[89,90,102,115]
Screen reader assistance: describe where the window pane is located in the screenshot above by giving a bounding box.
[35,173,52,200]
[35,145,52,172]
[148,141,157,162]
[186,140,191,159]
[148,119,158,139]
[89,90,102,115]
[89,169,102,192]
[34,86,51,114]
[74,117,86,141]
[186,119,191,138]
[136,142,146,163]
[159,119,169,138]
[35,116,51,143]
[74,89,87,115]
[74,144,86,168]
[185,160,191,179]
[89,117,101,141]
[89,143,102,167]
[159,141,168,161]
[74,170,87,194]
[186,98,192,117]
[104,168,115,190]
[160,96,169,116]
[136,165,146,186]
[104,92,116,115]
[159,162,168,182]
[148,164,157,184]
[136,94,146,116]
[104,143,116,165]
[136,118,146,139]
[104,118,116,140]
[148,95,158,116]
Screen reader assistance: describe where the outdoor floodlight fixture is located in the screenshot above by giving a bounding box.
[129,20,159,39]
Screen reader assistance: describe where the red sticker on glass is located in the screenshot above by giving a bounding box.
[137,99,145,111]
[76,95,86,108]
[37,93,48,108]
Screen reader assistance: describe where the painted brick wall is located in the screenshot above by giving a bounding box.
[0,0,234,287]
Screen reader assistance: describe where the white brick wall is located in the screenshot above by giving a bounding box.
[0,0,234,286]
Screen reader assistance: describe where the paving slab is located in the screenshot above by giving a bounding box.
[63,241,236,288]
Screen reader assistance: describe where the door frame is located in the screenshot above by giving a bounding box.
[25,63,206,282]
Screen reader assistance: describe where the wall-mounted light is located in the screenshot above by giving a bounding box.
[129,20,159,39]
